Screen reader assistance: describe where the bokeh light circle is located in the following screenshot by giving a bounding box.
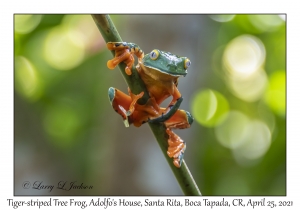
[215,111,272,164]
[228,69,268,102]
[43,26,85,71]
[15,15,42,34]
[209,15,235,23]
[248,15,284,32]
[264,70,286,117]
[223,34,265,77]
[192,89,229,127]
[14,56,42,101]
[222,35,268,102]
[215,111,250,149]
[235,120,271,160]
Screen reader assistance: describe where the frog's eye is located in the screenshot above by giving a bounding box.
[149,50,159,60]
[184,58,191,69]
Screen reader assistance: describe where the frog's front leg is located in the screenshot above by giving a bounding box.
[107,42,144,75]
[168,85,182,110]
[107,48,132,74]
[108,87,144,127]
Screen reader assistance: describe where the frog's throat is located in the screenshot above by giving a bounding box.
[138,62,182,80]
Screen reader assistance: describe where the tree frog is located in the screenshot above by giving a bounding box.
[106,42,193,168]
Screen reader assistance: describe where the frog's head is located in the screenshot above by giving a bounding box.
[142,49,191,76]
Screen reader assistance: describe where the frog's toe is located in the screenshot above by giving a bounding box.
[123,118,130,127]
[106,42,115,50]
[107,59,118,70]
[185,111,194,125]
[173,159,181,168]
[173,152,184,168]
[126,110,132,116]
[125,66,132,75]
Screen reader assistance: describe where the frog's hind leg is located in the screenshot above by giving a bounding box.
[164,109,194,168]
[164,109,194,129]
[166,128,186,168]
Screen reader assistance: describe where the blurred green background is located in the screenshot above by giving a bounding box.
[14,14,286,195]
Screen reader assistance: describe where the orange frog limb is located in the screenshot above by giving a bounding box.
[168,86,182,108]
[163,108,193,167]
[107,42,144,75]
[108,87,144,127]
[108,87,163,128]
[163,106,194,129]
[166,128,186,168]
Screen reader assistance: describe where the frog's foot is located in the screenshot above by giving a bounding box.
[148,97,183,123]
[127,88,144,117]
[107,42,144,75]
[107,48,132,72]
[166,128,186,168]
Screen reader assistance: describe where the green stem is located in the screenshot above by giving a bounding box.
[92,14,201,196]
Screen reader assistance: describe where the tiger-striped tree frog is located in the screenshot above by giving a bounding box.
[106,42,193,168]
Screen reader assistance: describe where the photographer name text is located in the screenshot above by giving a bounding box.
[22,181,93,192]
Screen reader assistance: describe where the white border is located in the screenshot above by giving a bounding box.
[2,0,299,209]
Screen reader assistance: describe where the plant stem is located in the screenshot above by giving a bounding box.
[92,14,201,196]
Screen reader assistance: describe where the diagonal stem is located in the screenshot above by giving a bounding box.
[92,14,201,196]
